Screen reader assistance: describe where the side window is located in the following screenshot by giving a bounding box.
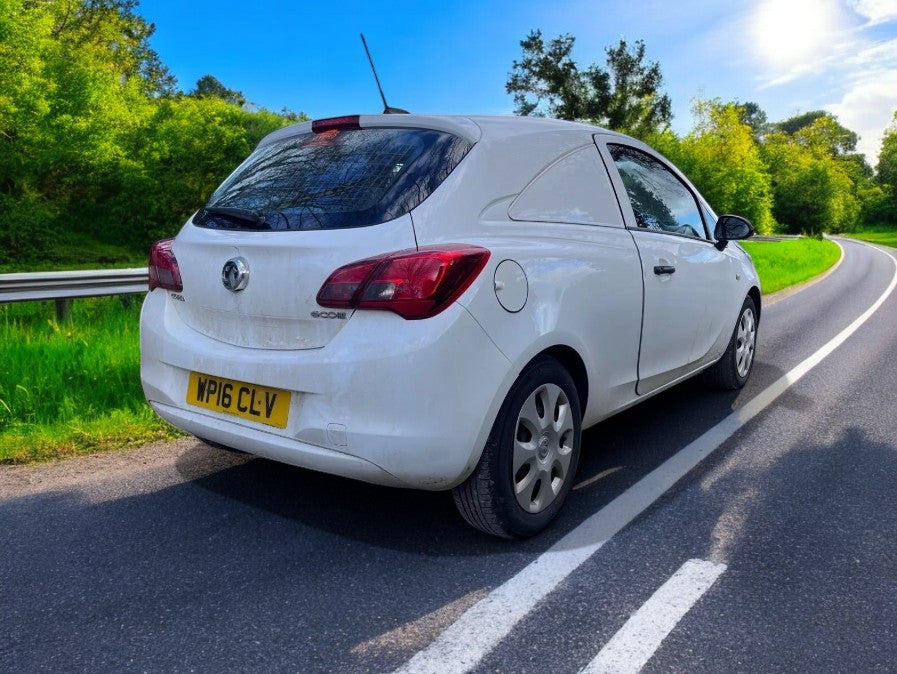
[608,144,706,239]
[509,145,624,227]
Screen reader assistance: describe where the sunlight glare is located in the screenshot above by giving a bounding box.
[751,0,839,70]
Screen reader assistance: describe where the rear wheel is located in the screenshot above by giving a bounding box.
[704,295,757,389]
[453,356,582,538]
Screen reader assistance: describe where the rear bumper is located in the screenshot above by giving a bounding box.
[149,401,407,487]
[140,290,511,490]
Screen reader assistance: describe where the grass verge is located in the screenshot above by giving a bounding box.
[740,238,841,294]
[846,226,897,249]
[0,297,182,464]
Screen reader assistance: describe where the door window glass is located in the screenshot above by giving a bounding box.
[608,144,706,239]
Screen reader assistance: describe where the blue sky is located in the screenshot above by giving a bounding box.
[140,0,897,164]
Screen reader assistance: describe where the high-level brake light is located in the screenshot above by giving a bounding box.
[311,116,361,133]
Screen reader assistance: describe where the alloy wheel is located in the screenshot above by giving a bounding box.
[735,307,756,378]
[512,383,575,513]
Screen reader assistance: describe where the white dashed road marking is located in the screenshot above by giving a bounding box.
[580,559,726,674]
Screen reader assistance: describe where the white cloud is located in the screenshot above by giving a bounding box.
[843,35,897,65]
[847,0,897,25]
[826,37,897,164]
[760,63,822,89]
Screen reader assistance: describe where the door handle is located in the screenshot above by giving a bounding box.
[653,265,676,275]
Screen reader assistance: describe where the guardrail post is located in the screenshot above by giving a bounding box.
[55,298,73,323]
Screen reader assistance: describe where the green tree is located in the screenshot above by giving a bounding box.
[0,0,88,259]
[505,32,584,120]
[878,117,897,186]
[109,98,298,248]
[837,152,874,185]
[876,113,897,223]
[46,0,176,96]
[776,111,858,156]
[191,75,247,107]
[794,115,879,228]
[857,183,892,226]
[653,101,775,233]
[758,111,865,234]
[506,30,672,138]
[761,130,859,234]
[0,0,164,258]
[0,0,307,264]
[732,101,768,140]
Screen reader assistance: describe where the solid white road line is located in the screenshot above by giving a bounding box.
[393,243,897,674]
[580,559,726,674]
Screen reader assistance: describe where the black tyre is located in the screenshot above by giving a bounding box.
[453,356,582,539]
[703,295,758,390]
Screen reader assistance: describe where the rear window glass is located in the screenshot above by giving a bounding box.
[193,127,472,231]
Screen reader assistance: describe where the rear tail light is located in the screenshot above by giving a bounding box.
[148,238,183,292]
[317,245,491,320]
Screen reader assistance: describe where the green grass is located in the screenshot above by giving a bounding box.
[741,238,841,294]
[0,297,182,463]
[846,226,897,249]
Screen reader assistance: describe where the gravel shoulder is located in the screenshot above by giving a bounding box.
[0,437,247,502]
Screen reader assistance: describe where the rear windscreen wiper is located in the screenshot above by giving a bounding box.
[203,206,265,225]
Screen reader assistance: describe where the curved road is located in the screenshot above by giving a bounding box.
[2,237,896,673]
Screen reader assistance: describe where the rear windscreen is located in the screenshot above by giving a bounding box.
[193,127,472,231]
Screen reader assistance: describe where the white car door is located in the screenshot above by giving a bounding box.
[596,138,739,394]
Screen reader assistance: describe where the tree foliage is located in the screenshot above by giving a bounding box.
[113,98,288,246]
[191,75,246,107]
[654,101,775,233]
[776,111,858,156]
[0,0,307,265]
[878,116,897,185]
[733,101,768,140]
[761,130,860,235]
[876,113,897,222]
[506,30,672,138]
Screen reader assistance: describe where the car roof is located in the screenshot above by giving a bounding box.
[258,113,634,148]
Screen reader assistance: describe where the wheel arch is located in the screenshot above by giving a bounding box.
[524,344,589,413]
[748,285,762,323]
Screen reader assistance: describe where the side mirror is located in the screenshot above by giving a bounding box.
[714,214,755,251]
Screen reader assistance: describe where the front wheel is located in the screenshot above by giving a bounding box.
[704,295,758,390]
[453,356,582,538]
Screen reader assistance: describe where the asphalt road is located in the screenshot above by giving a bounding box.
[2,237,896,673]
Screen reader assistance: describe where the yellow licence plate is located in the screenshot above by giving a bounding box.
[186,372,291,429]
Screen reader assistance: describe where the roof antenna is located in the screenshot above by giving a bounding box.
[360,33,409,114]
